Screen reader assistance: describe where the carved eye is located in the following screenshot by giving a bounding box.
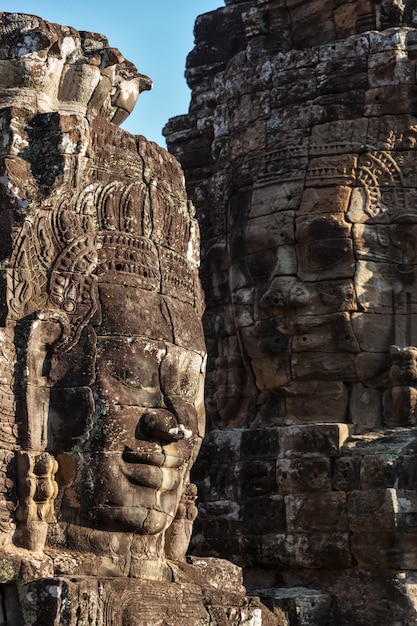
[118,367,132,384]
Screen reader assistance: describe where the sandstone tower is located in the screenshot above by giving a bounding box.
[165,1,417,623]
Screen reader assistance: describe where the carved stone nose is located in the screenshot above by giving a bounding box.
[259,277,296,310]
[139,409,184,444]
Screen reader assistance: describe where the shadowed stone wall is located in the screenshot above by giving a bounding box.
[165,1,417,623]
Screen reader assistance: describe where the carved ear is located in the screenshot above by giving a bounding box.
[164,482,198,562]
[20,309,70,451]
[13,310,65,552]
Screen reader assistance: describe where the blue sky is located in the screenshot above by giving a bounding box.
[1,1,224,145]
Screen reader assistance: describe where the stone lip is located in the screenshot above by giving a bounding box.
[0,12,152,124]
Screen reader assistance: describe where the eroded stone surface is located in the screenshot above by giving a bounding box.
[165,1,417,624]
[0,11,274,626]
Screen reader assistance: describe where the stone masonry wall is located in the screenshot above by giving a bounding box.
[165,1,417,623]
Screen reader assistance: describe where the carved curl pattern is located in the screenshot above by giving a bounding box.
[356,150,406,219]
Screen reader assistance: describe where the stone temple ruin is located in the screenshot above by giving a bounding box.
[1,1,417,624]
[0,11,271,626]
[164,0,417,624]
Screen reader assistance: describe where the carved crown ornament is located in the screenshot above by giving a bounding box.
[6,176,198,351]
[0,12,152,125]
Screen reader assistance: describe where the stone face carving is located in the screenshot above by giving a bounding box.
[0,12,274,626]
[2,111,206,576]
[165,1,417,624]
